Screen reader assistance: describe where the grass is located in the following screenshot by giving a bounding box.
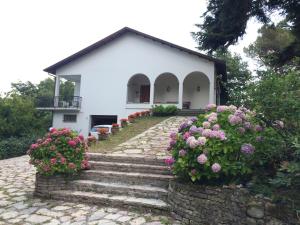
[89,116,169,153]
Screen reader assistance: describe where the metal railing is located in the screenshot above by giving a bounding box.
[36,96,82,109]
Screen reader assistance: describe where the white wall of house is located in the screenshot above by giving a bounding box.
[154,73,179,104]
[53,33,216,136]
[183,72,210,109]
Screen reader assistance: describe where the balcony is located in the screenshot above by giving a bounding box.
[36,96,82,111]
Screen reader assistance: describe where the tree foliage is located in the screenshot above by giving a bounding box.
[214,50,252,106]
[193,0,300,65]
[245,22,299,70]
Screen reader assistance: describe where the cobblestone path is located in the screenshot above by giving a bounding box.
[111,117,186,157]
[0,117,188,224]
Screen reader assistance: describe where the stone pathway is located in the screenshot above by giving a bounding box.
[0,156,178,225]
[0,117,188,224]
[111,117,186,157]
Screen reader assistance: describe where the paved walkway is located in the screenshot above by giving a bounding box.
[0,116,187,224]
[111,117,186,157]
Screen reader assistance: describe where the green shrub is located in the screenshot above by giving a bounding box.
[152,105,178,116]
[28,128,90,176]
[166,104,284,184]
[0,135,38,160]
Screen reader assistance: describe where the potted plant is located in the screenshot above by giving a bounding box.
[98,128,109,140]
[28,128,90,176]
[111,123,120,134]
[120,118,128,127]
[87,135,97,146]
[128,114,136,123]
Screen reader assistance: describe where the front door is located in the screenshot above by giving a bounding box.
[140,85,150,103]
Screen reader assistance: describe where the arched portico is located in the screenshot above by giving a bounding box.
[183,72,210,109]
[127,74,150,103]
[154,73,179,104]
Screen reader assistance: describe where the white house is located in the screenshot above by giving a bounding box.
[40,27,227,136]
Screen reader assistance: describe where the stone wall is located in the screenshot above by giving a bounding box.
[34,174,75,197]
[168,180,297,225]
[35,174,298,225]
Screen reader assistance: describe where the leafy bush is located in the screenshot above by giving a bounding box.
[166,104,284,184]
[152,105,178,116]
[28,128,90,176]
[0,135,38,160]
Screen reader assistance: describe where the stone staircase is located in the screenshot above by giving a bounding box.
[49,153,173,212]
[177,109,205,116]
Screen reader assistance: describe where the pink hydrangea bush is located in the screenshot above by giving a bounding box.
[28,128,90,176]
[167,104,283,183]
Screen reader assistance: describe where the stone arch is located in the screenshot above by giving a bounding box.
[183,71,210,109]
[154,73,179,104]
[127,74,151,103]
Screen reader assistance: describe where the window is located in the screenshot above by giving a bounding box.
[63,114,77,122]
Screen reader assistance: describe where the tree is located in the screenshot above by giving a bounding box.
[244,22,299,71]
[214,50,253,106]
[192,0,300,65]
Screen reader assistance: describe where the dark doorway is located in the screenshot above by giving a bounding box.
[140,85,150,103]
[90,115,118,128]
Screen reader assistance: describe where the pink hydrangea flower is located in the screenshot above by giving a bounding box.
[197,154,207,164]
[217,105,228,112]
[79,134,84,141]
[202,121,211,129]
[212,124,220,131]
[179,149,187,157]
[211,163,221,173]
[165,157,175,166]
[50,158,57,165]
[208,116,218,123]
[169,131,177,139]
[241,143,255,154]
[217,130,226,140]
[186,136,195,145]
[30,143,39,150]
[244,122,252,129]
[169,139,176,146]
[206,103,216,110]
[202,129,212,137]
[60,157,66,164]
[228,105,237,112]
[68,140,77,147]
[183,132,191,140]
[238,127,246,134]
[255,125,263,132]
[189,139,199,149]
[68,162,76,169]
[198,137,207,146]
[228,115,242,125]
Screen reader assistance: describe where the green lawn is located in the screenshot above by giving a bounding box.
[89,116,169,153]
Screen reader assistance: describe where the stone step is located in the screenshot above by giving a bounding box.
[87,153,167,166]
[50,190,170,212]
[79,170,173,188]
[177,110,205,116]
[71,180,168,201]
[89,161,171,175]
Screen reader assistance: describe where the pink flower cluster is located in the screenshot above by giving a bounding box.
[165,157,175,166]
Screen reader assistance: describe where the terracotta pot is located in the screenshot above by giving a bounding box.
[111,127,119,135]
[98,133,109,140]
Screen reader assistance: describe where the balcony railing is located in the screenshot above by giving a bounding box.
[36,96,82,110]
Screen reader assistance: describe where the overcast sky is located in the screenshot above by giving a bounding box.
[0,0,261,94]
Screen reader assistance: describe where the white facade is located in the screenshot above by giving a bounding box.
[46,29,222,136]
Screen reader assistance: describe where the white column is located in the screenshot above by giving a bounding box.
[74,81,81,96]
[55,76,60,96]
[209,79,215,104]
[178,80,183,109]
[54,76,60,107]
[149,80,154,106]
